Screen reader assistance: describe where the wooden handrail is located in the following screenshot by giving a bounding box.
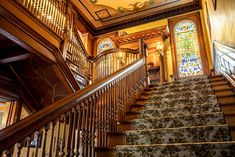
[0,58,146,156]
[93,47,142,81]
[94,48,139,61]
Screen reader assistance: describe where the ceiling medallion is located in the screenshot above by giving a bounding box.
[89,0,155,13]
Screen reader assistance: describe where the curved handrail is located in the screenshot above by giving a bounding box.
[0,58,146,153]
[94,48,139,61]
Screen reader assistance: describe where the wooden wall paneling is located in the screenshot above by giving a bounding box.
[8,65,42,112]
[10,57,70,108]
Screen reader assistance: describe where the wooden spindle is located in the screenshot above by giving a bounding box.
[53,118,61,157]
[25,137,31,157]
[40,125,49,157]
[16,143,22,157]
[70,108,77,156]
[33,131,40,157]
[48,122,55,157]
[64,111,72,156]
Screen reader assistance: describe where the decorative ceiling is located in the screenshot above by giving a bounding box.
[71,0,200,35]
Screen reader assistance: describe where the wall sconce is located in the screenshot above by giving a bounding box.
[156,42,164,55]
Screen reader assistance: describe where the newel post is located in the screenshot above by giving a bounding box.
[88,57,94,85]
[139,38,150,87]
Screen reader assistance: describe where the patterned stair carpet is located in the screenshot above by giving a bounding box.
[116,76,235,157]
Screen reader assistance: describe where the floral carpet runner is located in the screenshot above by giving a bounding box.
[116,76,235,157]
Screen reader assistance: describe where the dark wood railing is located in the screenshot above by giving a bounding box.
[16,0,67,38]
[64,28,92,87]
[0,55,147,156]
[93,47,141,81]
[213,41,235,86]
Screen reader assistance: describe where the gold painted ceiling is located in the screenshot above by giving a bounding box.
[71,0,198,34]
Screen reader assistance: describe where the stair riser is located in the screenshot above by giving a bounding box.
[231,130,235,141]
[141,104,221,118]
[130,105,145,112]
[210,81,228,86]
[118,123,133,132]
[126,125,231,145]
[145,96,217,109]
[153,80,209,90]
[224,115,235,125]
[209,77,225,82]
[212,84,231,91]
[125,114,140,121]
[149,90,213,101]
[95,150,116,157]
[117,144,235,157]
[152,83,211,92]
[107,134,126,147]
[134,113,225,130]
[140,108,220,118]
[218,96,235,104]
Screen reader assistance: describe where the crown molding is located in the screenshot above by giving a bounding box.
[76,0,201,36]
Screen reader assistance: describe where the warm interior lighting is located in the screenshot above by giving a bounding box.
[156,42,163,51]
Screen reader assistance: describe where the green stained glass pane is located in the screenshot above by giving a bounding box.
[174,20,203,77]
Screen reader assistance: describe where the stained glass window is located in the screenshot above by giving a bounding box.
[97,38,114,54]
[174,20,203,77]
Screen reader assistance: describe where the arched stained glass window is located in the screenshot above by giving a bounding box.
[97,38,114,54]
[174,20,203,77]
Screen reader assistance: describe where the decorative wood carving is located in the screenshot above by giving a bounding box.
[76,0,201,35]
[114,26,168,45]
[10,57,70,107]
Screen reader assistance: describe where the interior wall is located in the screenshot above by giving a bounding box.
[201,0,235,47]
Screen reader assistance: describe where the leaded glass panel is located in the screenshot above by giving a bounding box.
[97,38,114,54]
[174,20,203,77]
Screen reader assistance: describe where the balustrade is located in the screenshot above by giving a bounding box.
[213,41,235,86]
[93,48,141,81]
[65,30,91,86]
[16,0,67,37]
[0,57,147,157]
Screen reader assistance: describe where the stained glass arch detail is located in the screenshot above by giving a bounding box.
[97,38,114,54]
[174,19,203,77]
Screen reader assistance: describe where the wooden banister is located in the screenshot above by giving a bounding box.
[213,41,235,87]
[93,47,141,81]
[93,48,139,61]
[0,58,147,156]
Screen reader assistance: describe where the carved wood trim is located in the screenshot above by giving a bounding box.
[93,48,139,61]
[76,0,201,36]
[115,26,168,45]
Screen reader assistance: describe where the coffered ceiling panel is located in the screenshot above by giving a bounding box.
[71,0,200,35]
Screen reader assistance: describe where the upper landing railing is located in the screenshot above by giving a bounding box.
[4,0,146,87]
[213,41,235,86]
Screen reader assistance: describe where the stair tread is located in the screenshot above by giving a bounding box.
[134,112,224,121]
[126,124,229,132]
[116,141,235,147]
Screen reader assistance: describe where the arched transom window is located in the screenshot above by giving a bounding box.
[174,20,203,77]
[97,38,114,54]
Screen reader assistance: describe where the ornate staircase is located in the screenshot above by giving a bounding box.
[98,75,235,157]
